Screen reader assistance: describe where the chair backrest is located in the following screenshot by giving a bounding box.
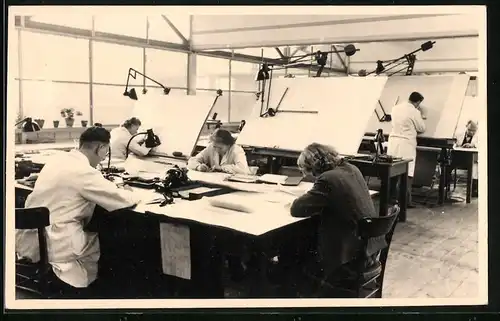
[15,207,50,230]
[358,205,400,240]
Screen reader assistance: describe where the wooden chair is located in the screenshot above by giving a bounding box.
[15,207,52,298]
[303,204,401,298]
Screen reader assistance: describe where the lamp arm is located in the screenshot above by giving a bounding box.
[125,131,148,160]
[128,68,168,90]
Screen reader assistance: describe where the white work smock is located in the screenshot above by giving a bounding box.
[454,129,479,180]
[187,143,250,175]
[15,150,140,288]
[387,102,426,177]
[110,126,151,160]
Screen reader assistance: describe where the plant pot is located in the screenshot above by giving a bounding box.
[65,118,75,128]
[34,119,45,129]
[81,120,88,127]
[53,120,60,128]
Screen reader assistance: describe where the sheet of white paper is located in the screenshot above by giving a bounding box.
[159,222,191,280]
[237,77,388,156]
[259,174,287,184]
[131,93,216,157]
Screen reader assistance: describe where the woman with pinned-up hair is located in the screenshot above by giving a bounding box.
[290,143,386,293]
[188,129,250,175]
[109,117,152,160]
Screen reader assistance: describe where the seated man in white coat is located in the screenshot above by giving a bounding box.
[110,117,152,160]
[16,127,141,298]
[387,91,427,208]
[453,120,479,196]
[188,129,250,175]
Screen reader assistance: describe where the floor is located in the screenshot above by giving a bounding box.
[382,176,479,299]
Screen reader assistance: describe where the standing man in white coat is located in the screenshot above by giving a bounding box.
[387,91,427,208]
[16,127,141,298]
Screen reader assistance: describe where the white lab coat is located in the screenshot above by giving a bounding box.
[187,143,250,175]
[110,126,151,160]
[15,150,140,288]
[387,102,426,177]
[454,129,479,180]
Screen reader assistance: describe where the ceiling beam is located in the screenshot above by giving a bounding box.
[161,15,188,45]
[16,17,190,53]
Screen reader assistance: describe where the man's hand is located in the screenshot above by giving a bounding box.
[462,143,474,148]
[196,164,209,172]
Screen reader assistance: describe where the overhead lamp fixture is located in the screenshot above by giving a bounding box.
[123,68,171,100]
[256,63,271,81]
[358,41,436,77]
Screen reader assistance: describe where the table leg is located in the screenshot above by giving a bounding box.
[399,174,408,222]
[466,156,473,204]
[437,148,450,205]
[379,172,391,218]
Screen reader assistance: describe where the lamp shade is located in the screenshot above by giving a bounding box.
[124,88,138,100]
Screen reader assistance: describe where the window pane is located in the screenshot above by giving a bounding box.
[197,56,229,91]
[145,48,187,88]
[92,85,136,126]
[229,92,257,122]
[30,14,93,30]
[21,31,89,82]
[231,61,258,92]
[94,14,147,39]
[22,81,90,128]
[9,79,20,122]
[8,26,18,78]
[93,42,143,85]
[148,15,190,44]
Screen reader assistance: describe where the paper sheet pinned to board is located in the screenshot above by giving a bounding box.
[159,222,191,280]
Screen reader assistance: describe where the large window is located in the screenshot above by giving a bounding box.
[8,27,18,79]
[9,79,20,123]
[231,61,258,92]
[196,56,229,91]
[21,31,89,81]
[93,42,143,85]
[22,81,90,128]
[92,84,136,126]
[229,92,256,122]
[145,48,188,89]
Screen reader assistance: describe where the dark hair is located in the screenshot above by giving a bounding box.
[409,92,424,103]
[94,123,103,128]
[210,129,235,146]
[79,127,111,148]
[122,117,141,129]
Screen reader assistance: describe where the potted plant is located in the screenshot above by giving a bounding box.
[60,108,82,128]
[53,120,60,128]
[81,120,89,127]
[34,118,45,129]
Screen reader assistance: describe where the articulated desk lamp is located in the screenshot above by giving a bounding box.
[358,41,436,77]
[256,44,359,117]
[123,68,171,101]
[125,129,162,160]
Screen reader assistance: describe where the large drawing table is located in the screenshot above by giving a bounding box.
[246,147,410,222]
[450,147,478,204]
[14,158,379,298]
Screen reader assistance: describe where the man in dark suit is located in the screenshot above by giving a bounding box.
[290,143,385,294]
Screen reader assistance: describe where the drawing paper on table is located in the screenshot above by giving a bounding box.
[365,75,470,139]
[185,186,221,194]
[259,174,288,184]
[131,93,216,158]
[159,222,191,280]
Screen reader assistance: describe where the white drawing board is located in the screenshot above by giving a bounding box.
[237,77,388,156]
[131,93,216,157]
[364,74,470,139]
[454,96,480,137]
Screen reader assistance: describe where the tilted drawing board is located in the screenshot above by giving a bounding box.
[454,96,480,137]
[236,77,388,156]
[131,93,217,158]
[364,74,470,139]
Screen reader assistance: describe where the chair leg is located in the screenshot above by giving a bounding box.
[453,168,457,190]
